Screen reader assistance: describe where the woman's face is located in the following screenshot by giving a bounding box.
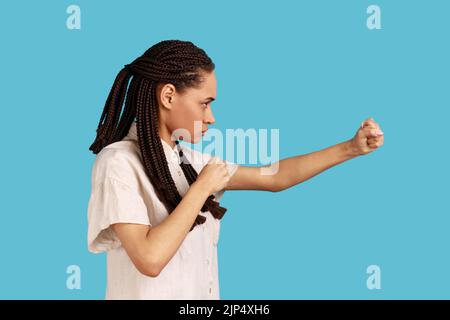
[157,70,217,145]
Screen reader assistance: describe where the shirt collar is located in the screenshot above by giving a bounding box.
[126,121,181,164]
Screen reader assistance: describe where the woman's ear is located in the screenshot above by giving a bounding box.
[159,83,176,110]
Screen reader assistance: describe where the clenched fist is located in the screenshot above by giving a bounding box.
[349,117,385,156]
[195,156,231,195]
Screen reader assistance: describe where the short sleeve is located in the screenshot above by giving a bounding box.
[87,177,152,253]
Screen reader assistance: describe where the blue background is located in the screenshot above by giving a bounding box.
[1,0,448,299]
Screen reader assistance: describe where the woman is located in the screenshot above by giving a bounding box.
[87,39,384,299]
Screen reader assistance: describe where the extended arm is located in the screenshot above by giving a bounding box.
[226,117,384,192]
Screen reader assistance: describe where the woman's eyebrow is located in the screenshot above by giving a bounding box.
[204,97,215,102]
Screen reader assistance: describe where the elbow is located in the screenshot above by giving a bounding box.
[269,182,283,192]
[142,269,161,278]
[141,265,161,278]
[269,185,279,192]
[137,255,163,278]
[268,174,288,192]
[270,183,290,192]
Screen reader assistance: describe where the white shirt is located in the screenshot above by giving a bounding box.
[87,121,239,299]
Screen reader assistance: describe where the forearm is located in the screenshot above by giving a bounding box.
[273,139,360,191]
[144,182,210,271]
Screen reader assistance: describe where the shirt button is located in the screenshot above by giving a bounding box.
[177,170,182,176]
[206,259,210,265]
[209,288,212,294]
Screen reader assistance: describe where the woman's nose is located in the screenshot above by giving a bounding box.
[204,107,215,124]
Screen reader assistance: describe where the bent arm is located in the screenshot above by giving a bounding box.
[111,181,210,277]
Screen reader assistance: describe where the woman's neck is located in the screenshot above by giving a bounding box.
[158,125,176,149]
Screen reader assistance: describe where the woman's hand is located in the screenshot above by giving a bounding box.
[195,156,231,195]
[349,117,385,156]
